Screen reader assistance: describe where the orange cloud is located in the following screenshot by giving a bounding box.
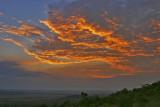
[3,38,24,47]
[91,75,114,79]
[0,0,160,78]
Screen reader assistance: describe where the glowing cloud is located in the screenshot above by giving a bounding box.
[0,0,159,77]
[3,38,24,47]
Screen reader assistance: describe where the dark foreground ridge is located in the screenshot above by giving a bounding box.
[39,81,160,107]
[1,81,160,107]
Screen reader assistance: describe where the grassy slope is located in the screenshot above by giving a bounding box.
[55,81,160,107]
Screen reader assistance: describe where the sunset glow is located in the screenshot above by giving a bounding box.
[0,0,159,90]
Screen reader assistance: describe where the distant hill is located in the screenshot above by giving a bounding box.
[52,81,160,107]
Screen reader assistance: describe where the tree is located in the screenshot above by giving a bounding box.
[81,92,88,98]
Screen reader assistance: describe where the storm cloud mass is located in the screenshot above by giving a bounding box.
[0,0,160,78]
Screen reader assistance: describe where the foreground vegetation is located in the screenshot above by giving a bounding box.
[2,81,160,107]
[38,81,160,107]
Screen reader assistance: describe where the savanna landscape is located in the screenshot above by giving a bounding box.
[0,81,160,107]
[0,0,160,107]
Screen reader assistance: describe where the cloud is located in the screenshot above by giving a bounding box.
[0,12,3,16]
[0,65,160,90]
[2,38,24,47]
[44,61,122,79]
[0,61,48,77]
[0,0,159,77]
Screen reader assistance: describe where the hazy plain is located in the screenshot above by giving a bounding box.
[0,89,112,107]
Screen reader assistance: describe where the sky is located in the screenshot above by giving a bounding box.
[0,0,160,91]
